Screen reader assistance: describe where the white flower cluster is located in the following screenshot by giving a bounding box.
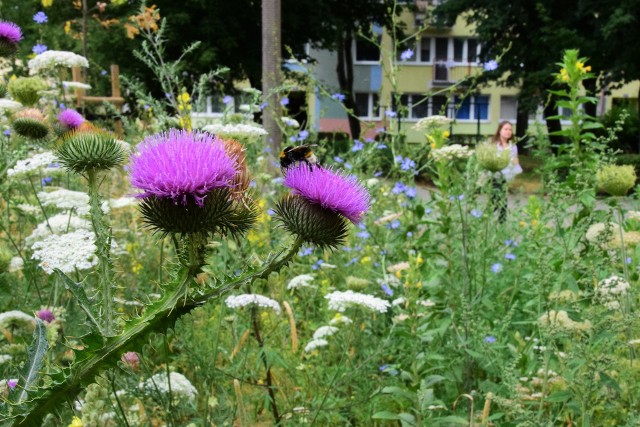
[414,115,452,130]
[304,339,328,353]
[391,297,406,307]
[31,229,98,274]
[140,372,198,401]
[7,151,60,178]
[37,189,109,216]
[109,197,137,209]
[430,144,473,161]
[202,123,268,138]
[0,310,35,330]
[0,354,12,364]
[312,326,339,340]
[325,290,390,313]
[281,117,300,128]
[8,256,23,273]
[62,81,91,90]
[225,294,281,314]
[16,204,41,216]
[596,275,630,309]
[585,222,618,245]
[25,213,91,245]
[28,50,89,74]
[287,274,315,290]
[0,99,22,111]
[387,262,410,273]
[538,310,591,333]
[329,314,353,325]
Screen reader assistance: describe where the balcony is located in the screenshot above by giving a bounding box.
[431,61,478,87]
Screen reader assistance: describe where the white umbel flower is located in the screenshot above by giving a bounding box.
[37,189,109,216]
[25,213,91,245]
[109,196,137,209]
[0,355,12,364]
[62,81,91,90]
[304,339,328,353]
[8,256,23,273]
[312,326,339,340]
[225,294,281,314]
[7,151,60,177]
[414,115,452,130]
[596,275,630,309]
[287,274,315,290]
[325,290,390,313]
[140,372,198,401]
[28,50,89,74]
[201,123,268,138]
[329,315,353,325]
[0,99,22,111]
[31,229,98,274]
[430,144,473,161]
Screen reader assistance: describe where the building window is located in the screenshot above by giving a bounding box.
[453,39,464,62]
[355,92,380,119]
[420,38,432,63]
[455,95,490,120]
[396,39,417,62]
[467,39,479,63]
[355,35,381,62]
[500,96,518,121]
[393,94,454,119]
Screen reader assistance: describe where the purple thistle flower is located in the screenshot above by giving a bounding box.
[7,379,18,389]
[0,21,22,44]
[283,165,370,223]
[32,43,47,55]
[58,109,85,129]
[36,309,55,323]
[33,11,48,24]
[129,129,237,207]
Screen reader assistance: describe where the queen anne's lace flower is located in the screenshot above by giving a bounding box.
[304,339,328,352]
[201,123,268,138]
[37,189,109,216]
[8,256,23,273]
[25,213,91,245]
[430,144,473,161]
[109,197,137,209]
[140,372,198,401]
[31,229,98,274]
[7,151,59,177]
[28,50,89,74]
[62,81,91,90]
[225,294,281,314]
[538,310,591,332]
[325,290,390,313]
[329,314,353,325]
[596,275,630,309]
[287,274,315,290]
[312,326,339,340]
[0,99,22,110]
[414,115,452,130]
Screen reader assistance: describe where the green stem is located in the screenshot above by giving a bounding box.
[87,169,115,335]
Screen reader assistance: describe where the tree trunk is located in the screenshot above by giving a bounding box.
[262,0,282,164]
[336,29,361,140]
[515,104,529,152]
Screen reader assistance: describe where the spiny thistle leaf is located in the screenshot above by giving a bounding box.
[56,130,126,173]
[54,268,103,335]
[274,195,349,250]
[18,319,48,403]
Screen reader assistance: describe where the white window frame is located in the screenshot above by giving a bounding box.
[355,92,381,120]
[397,93,453,120]
[427,37,481,66]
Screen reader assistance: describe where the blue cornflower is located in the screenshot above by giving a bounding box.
[345,257,359,266]
[365,137,374,143]
[385,110,397,118]
[49,162,60,168]
[380,250,388,256]
[470,209,482,218]
[345,163,353,170]
[626,257,632,264]
[33,11,48,24]
[376,144,387,149]
[299,247,313,256]
[505,253,516,260]
[374,171,383,177]
[101,69,108,76]
[297,130,309,141]
[400,49,414,61]
[401,157,416,171]
[352,140,364,152]
[491,263,502,273]
[484,335,497,344]
[381,284,394,296]
[392,182,407,194]
[483,60,498,71]
[32,44,47,55]
[3,129,10,136]
[164,93,172,99]
[311,259,324,270]
[405,187,417,198]
[331,93,346,102]
[260,102,268,110]
[425,208,432,214]
[356,230,371,239]
[280,97,290,106]
[41,177,52,186]
[406,231,413,237]
[267,209,275,216]
[333,156,344,163]
[376,127,385,134]
[289,135,297,142]
[263,146,272,153]
[387,219,401,229]
[223,95,233,105]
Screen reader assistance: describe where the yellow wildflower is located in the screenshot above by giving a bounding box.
[360,256,371,264]
[395,271,402,279]
[415,253,423,265]
[180,92,190,103]
[68,417,83,427]
[559,68,570,82]
[576,61,585,70]
[64,21,71,34]
[42,0,53,6]
[443,130,450,138]
[519,221,527,228]
[585,65,591,72]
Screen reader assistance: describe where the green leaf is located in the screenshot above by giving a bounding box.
[414,204,425,218]
[423,375,446,388]
[381,386,415,400]
[546,390,572,402]
[398,412,416,426]
[372,411,400,420]
[435,415,469,425]
[18,319,48,403]
[54,268,104,335]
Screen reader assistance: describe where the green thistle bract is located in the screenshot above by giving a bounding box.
[597,164,637,196]
[274,194,349,250]
[0,38,18,57]
[12,109,49,140]
[475,143,510,172]
[7,77,47,107]
[138,187,257,238]
[56,129,127,173]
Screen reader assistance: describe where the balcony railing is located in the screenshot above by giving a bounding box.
[432,61,478,85]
